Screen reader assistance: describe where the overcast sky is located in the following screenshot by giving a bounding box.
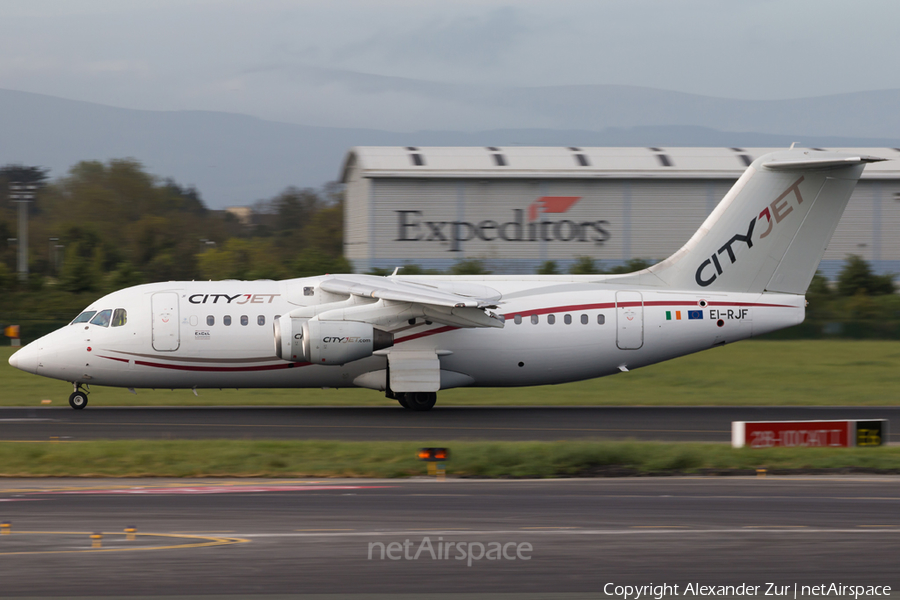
[2,1,899,131]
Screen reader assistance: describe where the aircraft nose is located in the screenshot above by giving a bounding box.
[8,343,38,374]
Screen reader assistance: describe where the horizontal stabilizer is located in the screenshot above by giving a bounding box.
[763,155,886,171]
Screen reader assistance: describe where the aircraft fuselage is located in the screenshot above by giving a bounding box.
[16,276,803,391]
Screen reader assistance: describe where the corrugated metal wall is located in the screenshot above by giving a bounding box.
[347,175,900,276]
[344,165,371,267]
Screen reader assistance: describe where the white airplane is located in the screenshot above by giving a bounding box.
[8,150,884,410]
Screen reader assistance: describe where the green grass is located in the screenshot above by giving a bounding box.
[3,340,900,407]
[0,440,898,478]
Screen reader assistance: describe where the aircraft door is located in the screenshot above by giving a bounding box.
[616,291,643,350]
[151,292,180,352]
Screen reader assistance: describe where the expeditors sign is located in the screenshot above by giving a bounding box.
[732,419,888,449]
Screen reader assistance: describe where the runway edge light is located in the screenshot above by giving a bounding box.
[417,448,449,480]
[417,448,449,462]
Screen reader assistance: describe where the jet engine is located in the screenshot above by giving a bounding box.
[274,316,393,365]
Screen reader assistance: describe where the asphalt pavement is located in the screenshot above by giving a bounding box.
[0,405,898,442]
[0,477,898,597]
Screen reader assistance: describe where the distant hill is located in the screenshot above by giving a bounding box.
[1,87,898,209]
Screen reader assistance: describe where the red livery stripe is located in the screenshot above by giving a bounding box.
[99,355,308,372]
[505,299,795,318]
[394,325,457,344]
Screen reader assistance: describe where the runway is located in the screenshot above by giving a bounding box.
[0,405,898,442]
[0,477,898,597]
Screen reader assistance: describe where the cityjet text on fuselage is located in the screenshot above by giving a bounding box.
[187,293,281,304]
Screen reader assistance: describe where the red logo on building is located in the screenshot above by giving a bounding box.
[527,196,582,221]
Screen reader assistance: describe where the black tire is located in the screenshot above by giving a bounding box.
[69,391,88,410]
[396,393,410,409]
[407,392,436,411]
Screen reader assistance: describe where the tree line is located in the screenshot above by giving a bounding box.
[0,160,347,293]
[0,159,897,341]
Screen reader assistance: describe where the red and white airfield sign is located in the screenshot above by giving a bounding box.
[732,419,888,449]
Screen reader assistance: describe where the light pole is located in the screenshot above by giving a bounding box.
[9,182,37,283]
[49,237,59,273]
[55,242,64,272]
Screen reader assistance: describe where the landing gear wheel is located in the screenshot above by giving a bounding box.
[396,393,410,409]
[69,391,88,410]
[406,392,437,411]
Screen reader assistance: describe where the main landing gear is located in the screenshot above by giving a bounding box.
[69,383,89,410]
[388,391,437,411]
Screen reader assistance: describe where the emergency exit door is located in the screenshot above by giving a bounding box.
[616,291,643,350]
[151,292,180,351]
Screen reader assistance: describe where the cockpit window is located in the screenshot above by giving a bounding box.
[111,308,127,327]
[71,311,97,324]
[89,309,112,327]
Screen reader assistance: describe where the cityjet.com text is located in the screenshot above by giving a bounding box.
[367,537,532,567]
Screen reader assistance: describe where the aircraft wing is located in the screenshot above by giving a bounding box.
[318,275,503,329]
[320,275,499,309]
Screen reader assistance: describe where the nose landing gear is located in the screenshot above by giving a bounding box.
[69,383,89,410]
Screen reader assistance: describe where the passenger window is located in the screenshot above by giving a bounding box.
[90,309,112,327]
[547,314,556,325]
[111,309,127,327]
[224,315,232,326]
[72,311,97,324]
[598,314,606,325]
[207,315,215,326]
[240,315,249,326]
[275,315,281,321]
[564,314,572,325]
[531,315,539,325]
[258,315,265,326]
[514,314,522,325]
[581,314,588,325]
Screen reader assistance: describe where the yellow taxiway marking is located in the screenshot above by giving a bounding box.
[408,494,470,497]
[520,527,582,530]
[0,531,248,556]
[171,530,236,534]
[293,529,355,532]
[743,525,807,529]
[403,528,474,531]
[631,526,689,529]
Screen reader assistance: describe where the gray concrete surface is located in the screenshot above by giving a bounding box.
[0,477,898,597]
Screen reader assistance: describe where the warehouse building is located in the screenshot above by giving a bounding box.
[340,147,900,277]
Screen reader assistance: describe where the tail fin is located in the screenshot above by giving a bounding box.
[621,150,885,294]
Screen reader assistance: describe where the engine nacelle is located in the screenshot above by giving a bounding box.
[274,317,393,365]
